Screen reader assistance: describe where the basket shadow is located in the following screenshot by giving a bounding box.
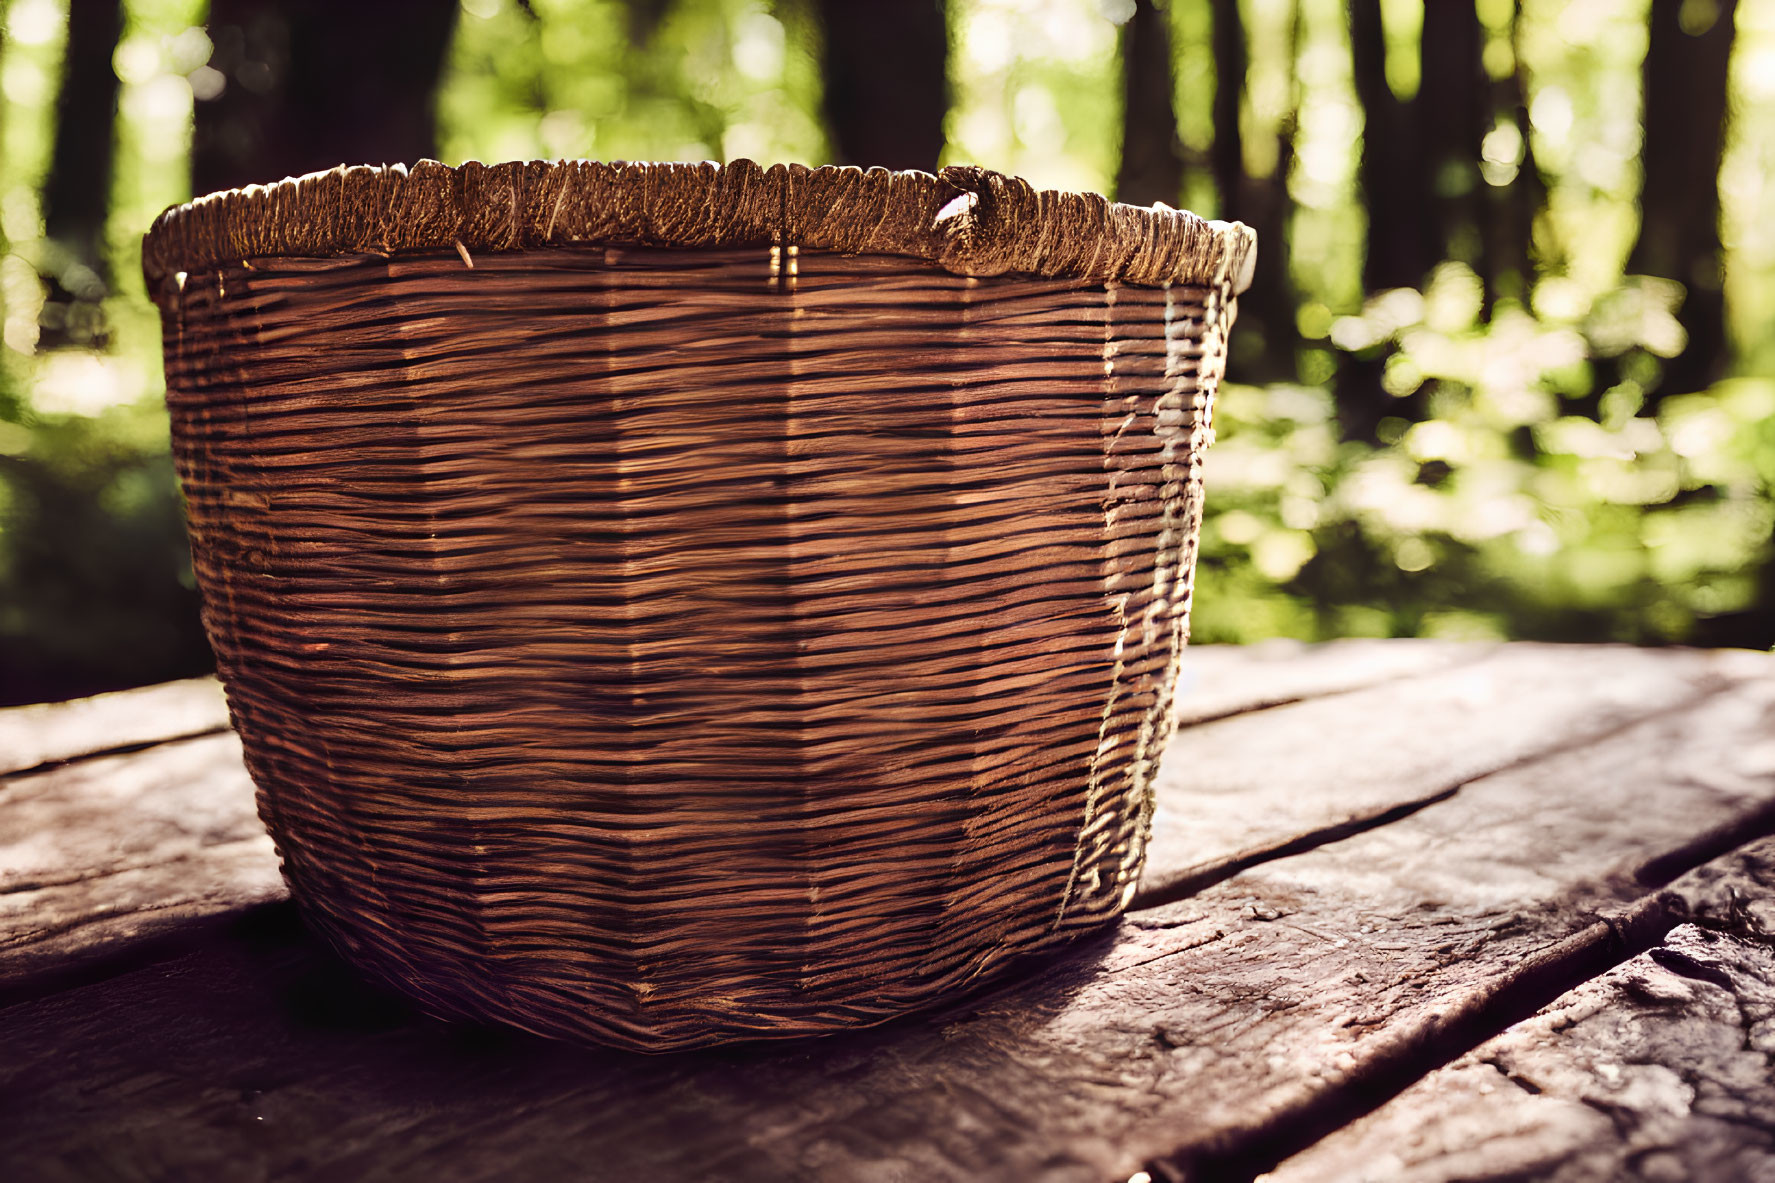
[2,898,1125,1178]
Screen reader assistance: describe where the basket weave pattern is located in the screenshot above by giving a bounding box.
[151,162,1247,1050]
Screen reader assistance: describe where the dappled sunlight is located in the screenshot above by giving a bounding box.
[31,351,145,416]
[944,0,1124,194]
[1,0,1774,702]
[438,0,828,168]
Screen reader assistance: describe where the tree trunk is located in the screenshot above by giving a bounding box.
[193,0,459,198]
[1220,0,1299,383]
[39,0,123,349]
[813,0,947,172]
[0,7,12,421]
[1630,0,1738,399]
[1483,0,1546,308]
[1346,0,1417,293]
[1208,0,1244,223]
[0,8,8,274]
[1116,0,1183,207]
[622,0,671,43]
[1414,0,1486,296]
[1338,0,1413,439]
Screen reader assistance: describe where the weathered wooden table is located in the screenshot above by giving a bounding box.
[4,641,1772,1181]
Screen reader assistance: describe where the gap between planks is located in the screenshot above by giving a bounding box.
[1140,810,1775,1183]
[1136,644,1763,915]
[1131,678,1741,912]
[1,725,235,784]
[1256,837,1775,1183]
[0,676,230,778]
[1129,663,1775,1181]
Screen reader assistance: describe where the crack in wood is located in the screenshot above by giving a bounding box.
[1105,927,1232,975]
[1142,795,1775,1182]
[1266,899,1775,1182]
[1133,677,1743,916]
[1169,647,1496,730]
[0,724,233,786]
[1141,892,1685,1182]
[1130,787,1461,911]
[0,840,267,897]
[1648,945,1739,992]
[1634,795,1775,891]
[1167,641,1488,732]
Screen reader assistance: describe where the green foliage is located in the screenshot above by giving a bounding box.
[438,0,828,166]
[0,0,207,702]
[944,0,1123,194]
[1,0,1774,705]
[1172,0,1775,648]
[1195,264,1775,646]
[0,398,206,703]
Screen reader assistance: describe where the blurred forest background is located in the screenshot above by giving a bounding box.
[1,0,1772,705]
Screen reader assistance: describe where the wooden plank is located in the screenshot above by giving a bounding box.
[0,732,280,996]
[1122,669,1775,1180]
[1261,839,1775,1183]
[0,643,1729,1007]
[0,640,1517,995]
[1170,638,1478,726]
[1139,643,1760,907]
[0,646,1771,1182]
[0,676,230,776]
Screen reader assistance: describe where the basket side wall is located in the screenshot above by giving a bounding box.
[160,244,1229,1049]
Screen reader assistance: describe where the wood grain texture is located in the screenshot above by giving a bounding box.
[0,675,228,776]
[1140,644,1755,907]
[0,643,1721,1019]
[0,643,1460,1006]
[140,159,1257,302]
[0,732,275,997]
[1170,637,1476,727]
[1131,662,1775,1180]
[3,644,1773,1182]
[1263,840,1775,1183]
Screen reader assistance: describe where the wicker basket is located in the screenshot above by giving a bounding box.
[143,159,1253,1051]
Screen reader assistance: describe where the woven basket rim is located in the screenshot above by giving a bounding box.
[141,158,1256,298]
